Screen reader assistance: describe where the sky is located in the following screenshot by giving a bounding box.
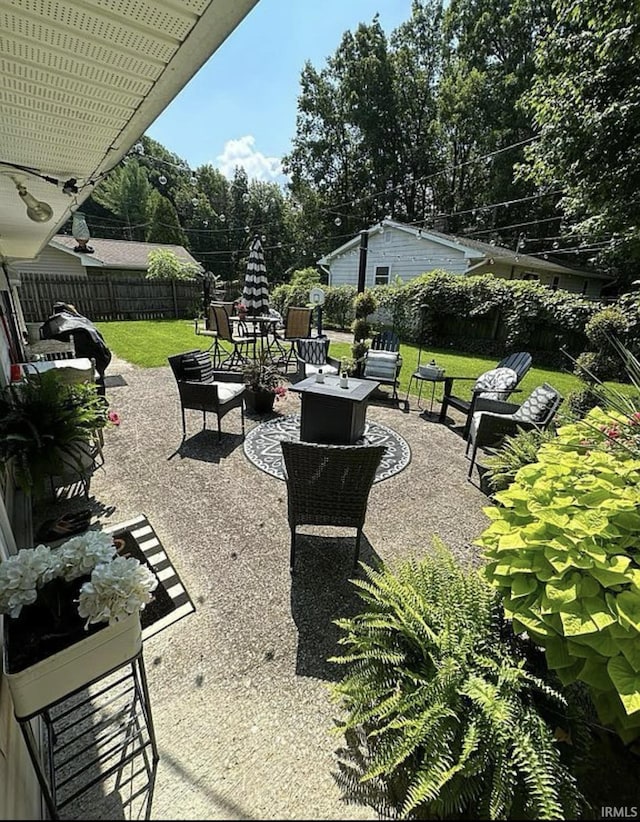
[147,0,414,185]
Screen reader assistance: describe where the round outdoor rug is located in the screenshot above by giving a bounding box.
[243,414,411,483]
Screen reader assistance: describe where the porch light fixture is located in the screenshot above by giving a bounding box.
[14,178,53,223]
[72,210,94,254]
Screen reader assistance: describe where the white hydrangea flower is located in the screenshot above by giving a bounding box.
[56,531,117,581]
[0,545,62,618]
[77,556,158,628]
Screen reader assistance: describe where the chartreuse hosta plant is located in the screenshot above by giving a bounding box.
[330,541,585,820]
[477,408,640,742]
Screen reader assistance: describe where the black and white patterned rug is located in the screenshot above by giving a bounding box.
[243,414,411,483]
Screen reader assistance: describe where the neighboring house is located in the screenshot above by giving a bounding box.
[11,236,203,280]
[318,219,612,298]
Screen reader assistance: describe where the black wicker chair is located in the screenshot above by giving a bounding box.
[168,350,245,442]
[281,441,385,574]
[439,351,532,439]
[292,338,341,383]
[466,383,563,479]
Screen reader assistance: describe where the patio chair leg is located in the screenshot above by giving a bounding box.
[289,528,296,574]
[468,440,480,478]
[217,415,222,443]
[202,410,206,430]
[180,407,186,438]
[354,529,362,571]
[240,406,245,438]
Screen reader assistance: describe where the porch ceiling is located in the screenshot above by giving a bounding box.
[0,0,259,263]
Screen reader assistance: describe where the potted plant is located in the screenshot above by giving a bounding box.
[0,369,112,499]
[0,530,157,717]
[241,352,287,415]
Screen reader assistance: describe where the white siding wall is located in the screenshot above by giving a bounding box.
[329,227,469,286]
[11,246,87,279]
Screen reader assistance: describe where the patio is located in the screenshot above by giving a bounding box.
[54,352,490,820]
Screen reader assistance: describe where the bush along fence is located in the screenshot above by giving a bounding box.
[18,272,238,322]
[271,271,640,368]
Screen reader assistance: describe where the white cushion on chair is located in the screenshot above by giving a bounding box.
[469,410,516,442]
[474,367,518,401]
[215,382,245,403]
[364,350,399,380]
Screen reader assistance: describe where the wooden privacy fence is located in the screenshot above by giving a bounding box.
[19,273,204,322]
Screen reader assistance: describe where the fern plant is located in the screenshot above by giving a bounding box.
[330,541,586,820]
[483,428,556,493]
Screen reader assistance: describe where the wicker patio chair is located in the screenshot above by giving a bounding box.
[292,338,341,383]
[439,351,532,439]
[168,350,245,442]
[281,440,385,574]
[466,382,563,478]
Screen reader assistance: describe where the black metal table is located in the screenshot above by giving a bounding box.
[405,371,446,416]
[289,374,380,444]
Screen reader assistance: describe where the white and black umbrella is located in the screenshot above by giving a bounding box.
[242,235,270,315]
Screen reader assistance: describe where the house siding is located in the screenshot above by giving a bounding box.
[472,262,603,297]
[328,227,468,287]
[11,246,86,279]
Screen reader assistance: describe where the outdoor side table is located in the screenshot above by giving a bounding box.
[406,371,446,416]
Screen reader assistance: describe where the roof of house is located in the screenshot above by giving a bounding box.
[51,235,202,271]
[318,219,610,280]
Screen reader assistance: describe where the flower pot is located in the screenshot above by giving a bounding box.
[3,611,141,719]
[244,388,275,415]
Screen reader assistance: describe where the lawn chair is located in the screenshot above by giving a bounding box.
[439,351,532,439]
[281,440,385,573]
[279,307,314,372]
[168,350,245,442]
[466,382,563,479]
[292,338,341,383]
[360,331,402,401]
[210,304,255,369]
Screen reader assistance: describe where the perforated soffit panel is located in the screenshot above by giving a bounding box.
[0,0,259,261]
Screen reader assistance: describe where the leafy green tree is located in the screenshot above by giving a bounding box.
[91,161,151,241]
[520,0,640,288]
[146,248,199,281]
[146,191,188,246]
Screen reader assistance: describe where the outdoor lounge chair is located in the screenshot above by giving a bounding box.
[292,338,341,383]
[466,382,563,478]
[210,304,255,369]
[439,351,532,439]
[360,331,402,401]
[168,350,245,442]
[281,440,385,573]
[279,306,314,371]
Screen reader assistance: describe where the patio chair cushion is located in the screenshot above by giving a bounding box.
[179,350,214,382]
[469,410,516,441]
[216,382,246,403]
[513,383,558,423]
[363,350,399,380]
[297,338,328,365]
[474,366,518,401]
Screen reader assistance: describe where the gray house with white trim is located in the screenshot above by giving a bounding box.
[318,219,612,298]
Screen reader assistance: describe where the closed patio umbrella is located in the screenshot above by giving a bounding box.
[242,234,270,315]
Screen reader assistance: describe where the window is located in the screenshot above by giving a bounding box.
[522,272,539,282]
[582,279,589,294]
[375,266,390,285]
[551,276,560,291]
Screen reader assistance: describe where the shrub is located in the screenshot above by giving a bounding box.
[566,385,601,419]
[477,410,640,743]
[483,428,557,493]
[324,285,356,329]
[353,290,377,319]
[331,541,585,820]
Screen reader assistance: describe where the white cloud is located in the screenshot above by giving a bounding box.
[215,136,287,183]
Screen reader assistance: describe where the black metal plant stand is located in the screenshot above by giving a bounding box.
[15,650,158,820]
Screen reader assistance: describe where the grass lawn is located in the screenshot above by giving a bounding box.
[96,318,616,402]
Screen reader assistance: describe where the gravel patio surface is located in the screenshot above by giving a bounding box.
[57,349,491,820]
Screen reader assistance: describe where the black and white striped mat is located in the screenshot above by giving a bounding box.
[104,514,195,641]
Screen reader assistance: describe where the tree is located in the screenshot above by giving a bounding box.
[91,161,151,241]
[520,0,640,288]
[146,191,188,246]
[146,248,200,281]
